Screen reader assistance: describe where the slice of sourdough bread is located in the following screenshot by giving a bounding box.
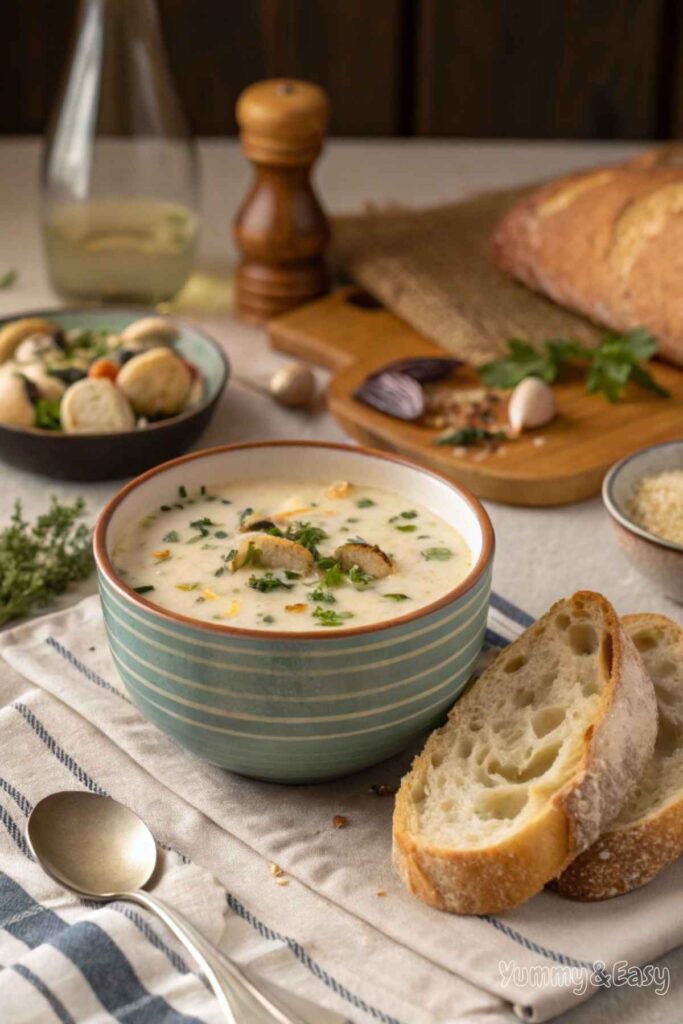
[555,613,683,901]
[392,592,657,914]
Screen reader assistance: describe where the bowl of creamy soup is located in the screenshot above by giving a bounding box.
[94,441,494,782]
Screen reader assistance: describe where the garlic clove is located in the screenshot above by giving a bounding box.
[507,377,556,436]
[269,363,316,409]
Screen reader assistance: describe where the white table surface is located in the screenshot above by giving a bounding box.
[0,137,680,1023]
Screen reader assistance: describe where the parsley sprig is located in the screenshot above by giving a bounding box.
[0,498,93,625]
[478,329,669,403]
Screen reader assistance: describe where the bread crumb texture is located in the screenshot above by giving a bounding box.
[626,470,683,546]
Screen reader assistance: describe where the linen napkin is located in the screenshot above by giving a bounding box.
[0,592,680,1024]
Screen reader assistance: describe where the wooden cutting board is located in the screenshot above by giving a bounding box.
[268,288,683,507]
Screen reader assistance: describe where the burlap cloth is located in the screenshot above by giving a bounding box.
[332,189,601,365]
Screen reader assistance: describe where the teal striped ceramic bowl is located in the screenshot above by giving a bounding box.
[94,442,494,782]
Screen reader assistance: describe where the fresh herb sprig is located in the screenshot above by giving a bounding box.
[478,329,669,403]
[248,572,294,593]
[436,426,506,448]
[0,498,93,625]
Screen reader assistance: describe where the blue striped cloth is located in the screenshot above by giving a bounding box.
[0,593,680,1024]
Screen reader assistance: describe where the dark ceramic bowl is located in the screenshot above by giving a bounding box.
[603,439,683,603]
[0,307,229,481]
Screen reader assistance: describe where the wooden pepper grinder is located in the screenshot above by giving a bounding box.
[233,79,331,322]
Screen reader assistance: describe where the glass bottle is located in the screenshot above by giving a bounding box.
[41,0,199,304]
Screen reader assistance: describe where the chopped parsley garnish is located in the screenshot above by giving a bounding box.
[178,485,187,498]
[348,564,375,589]
[356,498,375,508]
[0,269,17,288]
[323,561,345,587]
[310,585,336,604]
[160,505,172,512]
[422,547,453,561]
[133,585,155,595]
[400,510,417,519]
[313,606,353,627]
[162,530,180,543]
[239,507,254,525]
[262,614,275,625]
[284,570,301,580]
[384,593,410,601]
[214,530,229,539]
[285,521,327,559]
[200,485,206,495]
[248,572,294,593]
[242,542,261,566]
[396,524,417,532]
[34,398,62,431]
[436,426,506,447]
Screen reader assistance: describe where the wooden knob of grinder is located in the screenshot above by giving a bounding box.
[233,79,331,322]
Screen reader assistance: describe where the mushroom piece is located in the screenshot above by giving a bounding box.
[117,347,191,416]
[60,378,136,434]
[239,513,280,534]
[0,372,36,427]
[21,364,66,402]
[229,533,315,575]
[0,318,58,364]
[14,332,63,364]
[334,541,393,578]
[121,316,179,347]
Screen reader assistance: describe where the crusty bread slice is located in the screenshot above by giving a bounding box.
[555,613,683,901]
[392,592,657,915]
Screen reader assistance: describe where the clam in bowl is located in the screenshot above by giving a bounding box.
[94,441,494,783]
[603,439,683,603]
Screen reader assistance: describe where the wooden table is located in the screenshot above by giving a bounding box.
[0,138,680,1024]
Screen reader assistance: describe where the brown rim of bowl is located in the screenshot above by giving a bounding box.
[602,439,683,554]
[0,305,229,439]
[94,440,495,641]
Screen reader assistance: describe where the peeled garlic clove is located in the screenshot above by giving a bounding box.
[269,363,316,408]
[508,377,556,435]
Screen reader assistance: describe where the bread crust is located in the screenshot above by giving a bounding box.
[490,147,683,367]
[392,592,657,915]
[554,613,683,900]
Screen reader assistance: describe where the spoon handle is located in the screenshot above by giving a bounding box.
[125,888,351,1024]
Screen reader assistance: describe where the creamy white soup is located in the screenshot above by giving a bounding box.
[113,479,472,631]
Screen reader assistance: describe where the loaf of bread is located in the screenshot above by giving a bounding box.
[491,147,683,367]
[392,592,657,914]
[555,613,683,901]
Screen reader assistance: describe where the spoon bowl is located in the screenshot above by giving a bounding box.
[27,790,157,898]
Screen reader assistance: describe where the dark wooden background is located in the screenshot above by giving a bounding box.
[3,0,683,138]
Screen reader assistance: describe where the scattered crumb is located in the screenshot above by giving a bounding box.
[376,889,387,897]
[368,784,398,797]
[496,445,507,457]
[269,863,284,877]
[473,450,489,462]
[453,446,468,458]
[275,878,289,887]
[532,436,547,447]
[333,815,349,829]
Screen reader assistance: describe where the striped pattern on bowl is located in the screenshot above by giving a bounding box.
[98,564,492,782]
[95,441,494,782]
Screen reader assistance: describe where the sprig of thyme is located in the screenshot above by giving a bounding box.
[0,498,93,625]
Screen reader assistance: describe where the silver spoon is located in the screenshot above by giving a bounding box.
[27,791,352,1024]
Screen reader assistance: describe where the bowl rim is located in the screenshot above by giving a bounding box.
[94,439,495,641]
[602,438,683,553]
[0,305,230,440]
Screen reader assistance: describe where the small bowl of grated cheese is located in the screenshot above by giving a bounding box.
[603,440,683,603]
